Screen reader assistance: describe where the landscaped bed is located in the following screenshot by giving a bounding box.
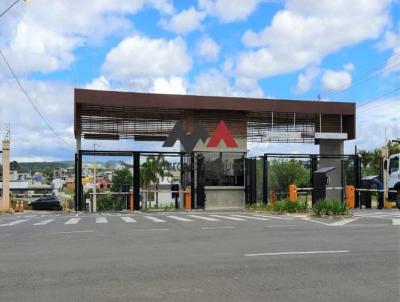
[247,199,349,217]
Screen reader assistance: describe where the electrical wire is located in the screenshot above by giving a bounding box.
[0,0,20,19]
[0,50,74,150]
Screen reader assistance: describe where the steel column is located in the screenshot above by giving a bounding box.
[262,155,268,205]
[133,152,140,210]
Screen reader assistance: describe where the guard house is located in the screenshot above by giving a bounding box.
[74,89,355,210]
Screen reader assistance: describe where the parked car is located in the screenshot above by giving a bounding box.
[29,196,62,211]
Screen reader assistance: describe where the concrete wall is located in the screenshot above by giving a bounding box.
[319,139,344,201]
[204,186,245,210]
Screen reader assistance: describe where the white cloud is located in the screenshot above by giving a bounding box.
[190,69,264,97]
[321,69,352,91]
[197,36,220,61]
[150,77,187,94]
[198,0,265,23]
[84,76,111,91]
[344,63,355,72]
[350,98,400,151]
[377,29,400,74]
[0,0,174,75]
[0,79,75,161]
[160,6,205,35]
[102,35,192,81]
[294,67,320,94]
[238,0,390,79]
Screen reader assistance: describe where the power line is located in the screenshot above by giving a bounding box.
[357,87,400,110]
[0,50,74,149]
[322,52,400,98]
[0,0,21,18]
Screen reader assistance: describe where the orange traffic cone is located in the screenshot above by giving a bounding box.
[19,201,24,213]
[15,201,20,213]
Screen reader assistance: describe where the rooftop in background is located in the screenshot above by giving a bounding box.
[74,89,356,143]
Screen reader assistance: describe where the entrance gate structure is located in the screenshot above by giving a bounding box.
[245,153,361,207]
[74,89,356,211]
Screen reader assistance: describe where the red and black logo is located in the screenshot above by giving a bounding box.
[163,120,238,153]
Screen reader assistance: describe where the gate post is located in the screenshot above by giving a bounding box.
[133,152,140,210]
[262,155,268,205]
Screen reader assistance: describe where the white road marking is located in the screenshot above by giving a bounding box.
[0,233,11,237]
[210,215,245,221]
[65,218,81,225]
[329,218,359,226]
[143,216,166,222]
[264,225,298,228]
[131,228,169,231]
[200,226,235,230]
[253,214,293,220]
[33,219,55,226]
[0,220,28,226]
[303,217,359,226]
[96,217,108,224]
[231,214,270,221]
[120,217,136,223]
[167,215,193,222]
[188,215,220,221]
[245,250,350,257]
[392,219,400,225]
[55,230,94,234]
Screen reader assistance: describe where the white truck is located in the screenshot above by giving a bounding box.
[385,153,400,209]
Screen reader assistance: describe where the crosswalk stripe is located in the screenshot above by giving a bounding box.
[65,218,80,225]
[210,215,245,221]
[167,215,193,222]
[392,219,400,225]
[143,216,166,222]
[33,219,55,226]
[0,219,28,226]
[120,217,136,223]
[96,217,108,224]
[231,214,270,221]
[188,215,220,221]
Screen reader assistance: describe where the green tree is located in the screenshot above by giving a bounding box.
[111,168,133,192]
[140,155,172,207]
[268,160,309,193]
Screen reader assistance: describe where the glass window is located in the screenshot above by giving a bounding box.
[202,152,244,186]
[389,156,399,174]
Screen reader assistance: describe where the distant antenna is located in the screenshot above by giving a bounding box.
[317,93,321,101]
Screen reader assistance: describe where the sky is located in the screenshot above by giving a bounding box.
[0,0,399,162]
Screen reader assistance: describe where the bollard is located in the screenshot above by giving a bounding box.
[289,184,297,202]
[19,201,24,212]
[184,186,191,210]
[15,201,20,213]
[346,185,355,209]
[270,191,276,205]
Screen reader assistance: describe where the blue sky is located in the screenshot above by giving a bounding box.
[0,0,399,161]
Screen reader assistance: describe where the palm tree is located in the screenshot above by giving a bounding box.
[140,155,172,208]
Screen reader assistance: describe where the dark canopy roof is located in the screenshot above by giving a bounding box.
[74,89,356,143]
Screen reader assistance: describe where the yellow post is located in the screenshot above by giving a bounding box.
[289,184,297,202]
[346,185,355,209]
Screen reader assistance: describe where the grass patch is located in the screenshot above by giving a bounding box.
[312,199,349,216]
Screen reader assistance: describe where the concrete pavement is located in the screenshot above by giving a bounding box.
[0,210,398,302]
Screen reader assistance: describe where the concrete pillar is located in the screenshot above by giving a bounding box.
[2,140,10,212]
[319,139,344,201]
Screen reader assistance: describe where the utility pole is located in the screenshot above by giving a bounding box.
[2,126,11,212]
[92,144,97,212]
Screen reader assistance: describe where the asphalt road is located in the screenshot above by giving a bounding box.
[0,210,399,302]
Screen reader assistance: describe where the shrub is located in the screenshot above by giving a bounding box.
[313,199,348,216]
